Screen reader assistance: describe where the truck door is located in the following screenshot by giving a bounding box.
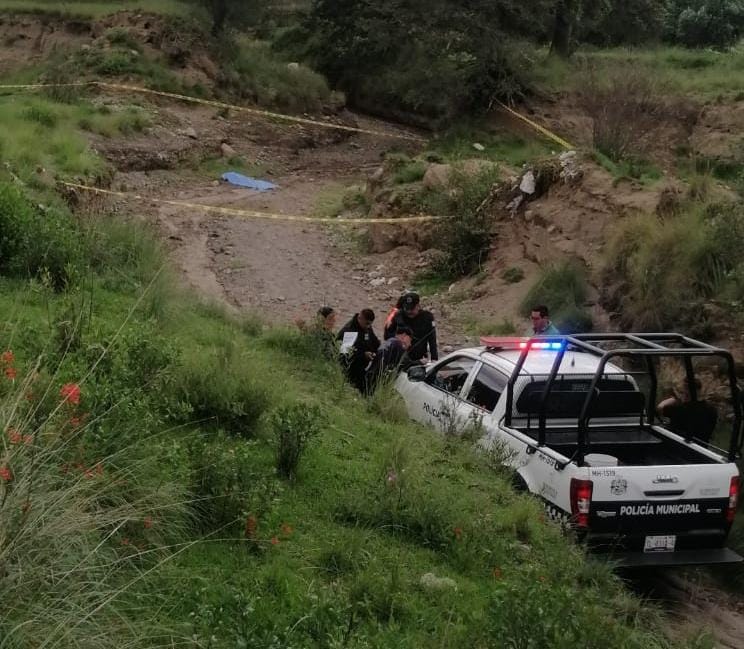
[409,356,477,432]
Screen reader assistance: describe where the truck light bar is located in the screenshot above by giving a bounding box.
[481,336,564,351]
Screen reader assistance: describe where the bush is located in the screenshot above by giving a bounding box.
[602,201,744,332]
[0,182,83,290]
[582,0,666,46]
[521,261,593,333]
[433,165,501,278]
[501,266,525,283]
[665,0,744,49]
[169,351,270,437]
[220,38,331,113]
[272,402,324,480]
[578,65,665,162]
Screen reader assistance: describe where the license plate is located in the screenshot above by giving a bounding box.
[644,535,676,553]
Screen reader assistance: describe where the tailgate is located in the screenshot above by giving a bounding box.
[586,464,738,553]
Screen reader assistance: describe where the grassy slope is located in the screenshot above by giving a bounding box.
[532,44,744,101]
[0,0,190,18]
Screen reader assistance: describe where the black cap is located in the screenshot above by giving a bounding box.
[401,292,420,313]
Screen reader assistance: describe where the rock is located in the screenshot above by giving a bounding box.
[287,62,300,71]
[442,345,454,353]
[422,163,452,190]
[472,142,485,152]
[448,283,457,293]
[277,296,286,302]
[387,277,400,285]
[368,270,382,279]
[220,142,236,158]
[519,170,536,195]
[420,573,458,592]
[370,277,387,288]
[183,126,198,140]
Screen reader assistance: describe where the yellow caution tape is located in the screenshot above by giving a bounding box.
[0,81,427,143]
[494,100,575,151]
[60,181,448,224]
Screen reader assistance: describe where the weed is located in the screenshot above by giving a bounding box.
[501,266,525,283]
[271,402,324,480]
[393,160,427,184]
[105,27,143,52]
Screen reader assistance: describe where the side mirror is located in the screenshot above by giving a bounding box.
[407,365,427,382]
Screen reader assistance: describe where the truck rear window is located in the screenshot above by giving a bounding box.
[516,378,644,419]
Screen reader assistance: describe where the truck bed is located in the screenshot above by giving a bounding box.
[516,425,718,466]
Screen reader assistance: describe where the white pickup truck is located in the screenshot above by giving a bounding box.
[396,333,743,566]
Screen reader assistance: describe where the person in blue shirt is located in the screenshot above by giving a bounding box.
[530,305,561,335]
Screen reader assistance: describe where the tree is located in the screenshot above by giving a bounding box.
[550,0,578,57]
[199,0,257,35]
[581,0,666,46]
[664,0,744,49]
[306,0,555,124]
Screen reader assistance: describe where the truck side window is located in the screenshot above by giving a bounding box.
[465,365,507,412]
[428,357,476,396]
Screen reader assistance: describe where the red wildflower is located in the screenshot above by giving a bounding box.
[0,465,13,482]
[143,516,153,529]
[7,428,21,445]
[280,523,293,536]
[244,515,258,540]
[453,527,463,540]
[270,536,280,546]
[70,416,82,428]
[1,350,14,365]
[60,383,81,405]
[492,567,503,580]
[5,367,17,380]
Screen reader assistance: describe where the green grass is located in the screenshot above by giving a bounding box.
[0,95,153,183]
[592,150,664,186]
[532,44,744,100]
[0,0,192,18]
[431,122,556,168]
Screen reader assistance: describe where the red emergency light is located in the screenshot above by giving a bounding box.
[480,336,564,351]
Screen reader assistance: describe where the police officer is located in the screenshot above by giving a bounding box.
[384,292,438,364]
[337,309,380,393]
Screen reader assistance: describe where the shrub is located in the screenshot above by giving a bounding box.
[272,402,324,480]
[0,182,83,290]
[602,201,744,332]
[521,261,593,333]
[169,351,270,437]
[221,38,331,113]
[393,160,427,184]
[433,165,501,278]
[578,65,665,162]
[501,266,525,283]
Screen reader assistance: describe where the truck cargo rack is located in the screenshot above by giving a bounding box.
[500,333,742,465]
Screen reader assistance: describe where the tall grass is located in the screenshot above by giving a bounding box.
[602,198,744,333]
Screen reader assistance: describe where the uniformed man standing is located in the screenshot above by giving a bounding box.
[384,292,438,365]
[337,309,380,393]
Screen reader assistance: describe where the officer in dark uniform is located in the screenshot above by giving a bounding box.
[384,292,438,364]
[337,309,380,393]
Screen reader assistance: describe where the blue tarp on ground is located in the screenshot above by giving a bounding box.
[221,171,277,192]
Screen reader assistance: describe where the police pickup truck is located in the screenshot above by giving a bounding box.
[396,333,743,566]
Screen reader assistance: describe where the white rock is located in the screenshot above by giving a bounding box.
[183,126,198,139]
[387,277,400,285]
[519,170,536,195]
[472,142,485,152]
[287,62,300,71]
[220,142,236,158]
[370,278,387,288]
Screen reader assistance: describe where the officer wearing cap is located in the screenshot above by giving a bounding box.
[383,292,438,364]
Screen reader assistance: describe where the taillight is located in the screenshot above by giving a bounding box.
[570,478,593,528]
[726,476,740,524]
